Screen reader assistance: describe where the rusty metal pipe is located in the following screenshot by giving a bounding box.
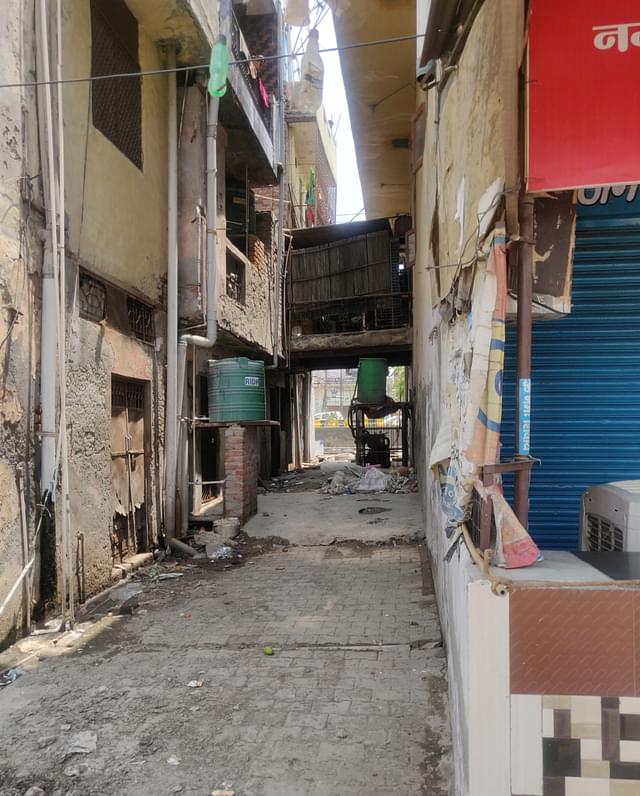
[514,194,535,527]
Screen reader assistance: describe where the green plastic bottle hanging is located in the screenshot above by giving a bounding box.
[208,35,229,97]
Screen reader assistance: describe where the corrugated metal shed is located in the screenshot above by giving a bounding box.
[501,188,640,549]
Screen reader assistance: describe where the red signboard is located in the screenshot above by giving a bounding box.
[527,0,640,192]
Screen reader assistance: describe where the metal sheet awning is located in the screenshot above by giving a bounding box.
[289,218,391,250]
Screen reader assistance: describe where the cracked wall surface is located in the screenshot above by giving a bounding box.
[0,0,40,647]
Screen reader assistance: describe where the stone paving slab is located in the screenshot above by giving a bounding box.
[0,545,452,796]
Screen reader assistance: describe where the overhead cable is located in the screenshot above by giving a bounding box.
[0,32,426,90]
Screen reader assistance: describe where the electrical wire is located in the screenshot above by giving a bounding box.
[0,32,427,90]
[424,186,518,272]
[508,290,568,316]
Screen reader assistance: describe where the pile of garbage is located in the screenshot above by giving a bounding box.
[192,518,242,562]
[321,464,417,495]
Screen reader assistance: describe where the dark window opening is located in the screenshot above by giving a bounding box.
[111,378,145,410]
[126,297,154,342]
[79,271,107,322]
[90,0,142,169]
[226,250,246,304]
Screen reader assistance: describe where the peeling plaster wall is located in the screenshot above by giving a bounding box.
[65,260,165,602]
[412,0,508,791]
[1,0,173,646]
[430,0,506,301]
[216,132,275,355]
[0,0,39,647]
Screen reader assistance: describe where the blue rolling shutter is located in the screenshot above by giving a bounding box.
[501,188,640,549]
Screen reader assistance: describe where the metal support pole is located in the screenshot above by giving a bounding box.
[514,194,535,528]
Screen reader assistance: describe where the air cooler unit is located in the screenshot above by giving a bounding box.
[580,481,640,552]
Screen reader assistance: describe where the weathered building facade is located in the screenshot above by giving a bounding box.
[339,0,640,794]
[0,0,340,648]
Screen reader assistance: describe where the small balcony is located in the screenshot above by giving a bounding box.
[287,219,413,368]
[219,0,280,185]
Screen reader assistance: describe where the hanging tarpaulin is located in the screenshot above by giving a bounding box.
[286,0,310,27]
[464,228,507,467]
[434,228,540,568]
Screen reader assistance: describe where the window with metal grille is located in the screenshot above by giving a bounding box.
[90,0,142,169]
[112,378,145,410]
[79,271,107,322]
[226,250,246,304]
[127,297,154,342]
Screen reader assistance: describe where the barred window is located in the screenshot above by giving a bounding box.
[90,0,142,169]
[79,271,107,322]
[127,297,154,343]
[112,378,145,410]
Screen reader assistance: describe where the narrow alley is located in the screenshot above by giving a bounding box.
[0,477,452,796]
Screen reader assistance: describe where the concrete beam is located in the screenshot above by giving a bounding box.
[289,327,412,353]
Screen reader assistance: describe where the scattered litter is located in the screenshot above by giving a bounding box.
[263,646,274,656]
[182,611,191,620]
[158,573,184,581]
[321,464,417,495]
[356,468,391,493]
[187,680,203,688]
[211,786,235,796]
[208,545,234,561]
[0,667,25,688]
[60,723,71,731]
[37,735,57,749]
[24,787,46,796]
[189,706,201,712]
[63,763,88,778]
[66,731,97,756]
[172,787,184,793]
[97,685,108,693]
[358,506,391,515]
[167,756,180,766]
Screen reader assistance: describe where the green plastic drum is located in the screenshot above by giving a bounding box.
[208,358,266,422]
[356,358,388,404]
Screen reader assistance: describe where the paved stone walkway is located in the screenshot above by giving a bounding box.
[0,541,452,795]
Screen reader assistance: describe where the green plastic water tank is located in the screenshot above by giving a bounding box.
[356,358,388,404]
[208,358,266,422]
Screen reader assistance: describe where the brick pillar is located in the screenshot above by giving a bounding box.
[223,425,258,524]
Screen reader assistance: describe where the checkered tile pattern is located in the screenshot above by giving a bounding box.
[542,695,640,795]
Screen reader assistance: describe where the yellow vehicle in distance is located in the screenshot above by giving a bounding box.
[314,411,346,428]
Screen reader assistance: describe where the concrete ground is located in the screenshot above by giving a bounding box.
[0,490,452,796]
[246,492,423,545]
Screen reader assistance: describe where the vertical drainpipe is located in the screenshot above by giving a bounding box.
[514,194,535,527]
[271,0,287,369]
[164,44,179,539]
[170,93,221,538]
[36,0,58,498]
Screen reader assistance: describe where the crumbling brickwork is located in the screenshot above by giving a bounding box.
[224,425,258,524]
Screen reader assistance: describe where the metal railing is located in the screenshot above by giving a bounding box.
[289,291,412,336]
[229,8,272,134]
